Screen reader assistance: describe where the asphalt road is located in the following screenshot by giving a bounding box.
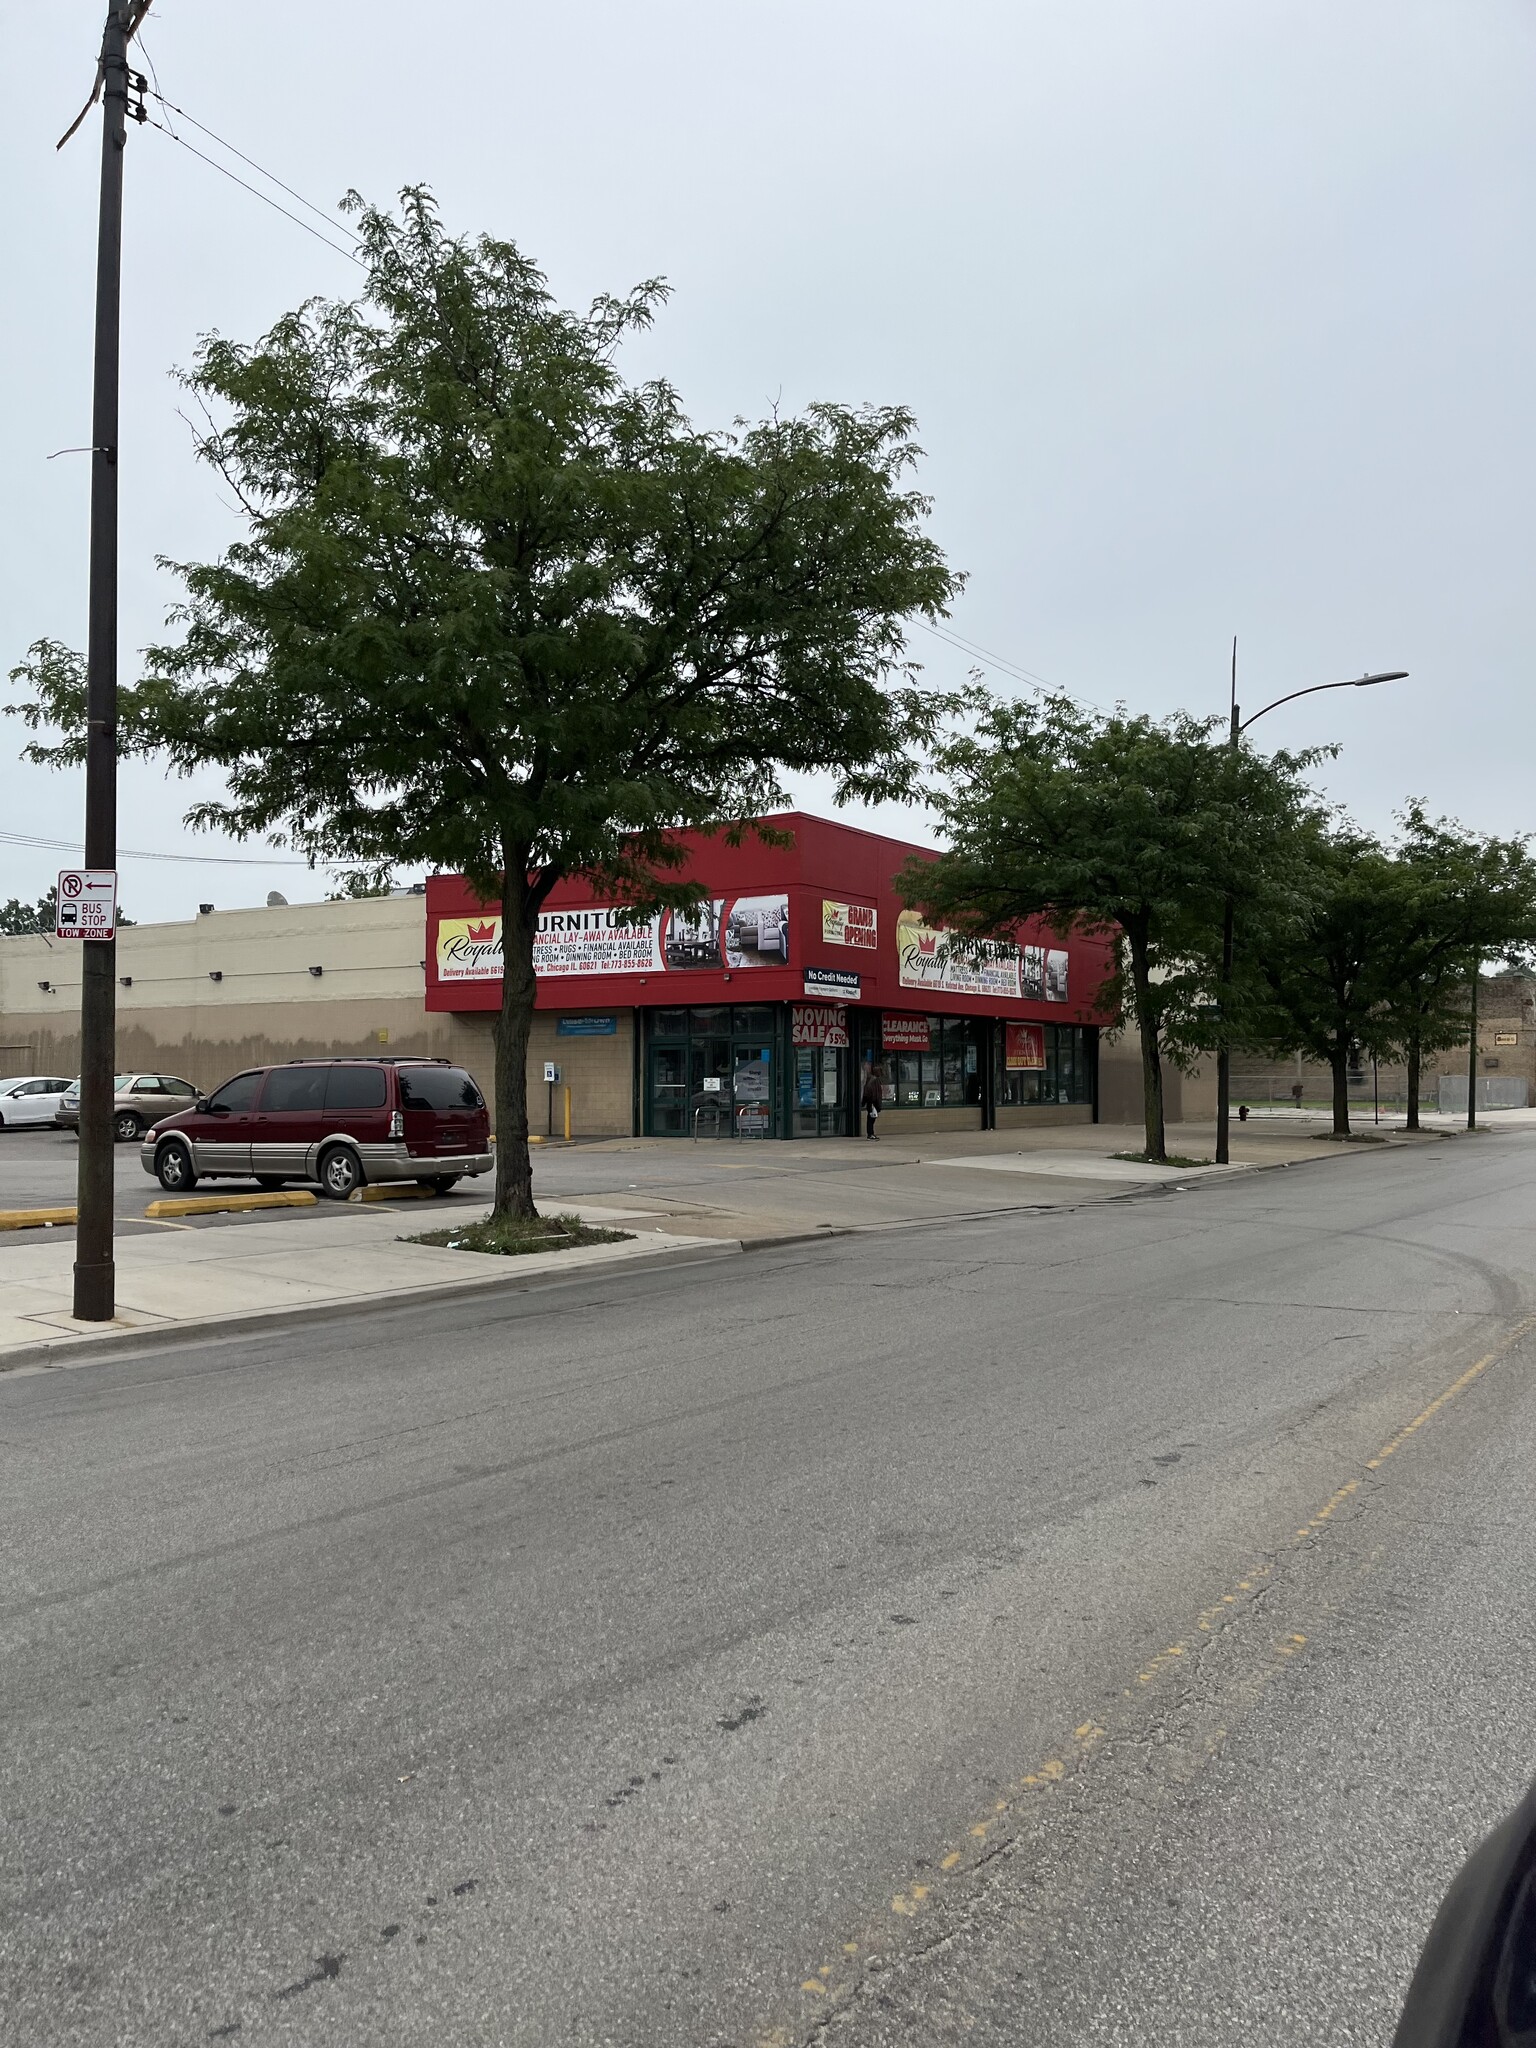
[3,1132,1535,2044]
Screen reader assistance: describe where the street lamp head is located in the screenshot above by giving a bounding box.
[1353,671,1409,687]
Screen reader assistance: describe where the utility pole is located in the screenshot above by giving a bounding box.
[1214,637,1237,1165]
[1467,962,1479,1133]
[71,1,139,1321]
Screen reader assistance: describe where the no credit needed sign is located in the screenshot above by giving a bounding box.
[56,869,117,942]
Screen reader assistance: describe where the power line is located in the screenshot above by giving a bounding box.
[146,88,361,242]
[913,618,1058,691]
[143,117,362,266]
[0,829,328,868]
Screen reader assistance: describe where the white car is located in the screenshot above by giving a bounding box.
[0,1075,75,1129]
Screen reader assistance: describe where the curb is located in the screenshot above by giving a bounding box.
[0,1236,742,1376]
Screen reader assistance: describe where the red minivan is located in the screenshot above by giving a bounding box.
[139,1058,493,1199]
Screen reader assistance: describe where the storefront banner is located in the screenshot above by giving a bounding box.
[556,1014,618,1036]
[435,915,507,982]
[1021,946,1045,999]
[539,906,666,976]
[792,1003,849,1049]
[1005,1021,1046,1070]
[895,910,1022,998]
[882,1012,933,1052]
[804,966,860,1002]
[720,895,790,968]
[437,895,794,982]
[821,899,878,949]
[1045,949,1070,1002]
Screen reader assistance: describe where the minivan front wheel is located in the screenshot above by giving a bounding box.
[155,1142,197,1194]
[317,1145,362,1200]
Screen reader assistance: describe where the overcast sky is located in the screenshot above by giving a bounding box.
[5,1,1534,921]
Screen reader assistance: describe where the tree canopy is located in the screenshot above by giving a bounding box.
[10,189,960,1212]
[899,691,1316,1161]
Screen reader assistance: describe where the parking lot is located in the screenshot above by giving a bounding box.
[0,1126,485,1239]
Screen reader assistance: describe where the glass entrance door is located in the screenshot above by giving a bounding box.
[732,1043,773,1139]
[690,1038,733,1138]
[648,1044,688,1134]
[792,1044,846,1135]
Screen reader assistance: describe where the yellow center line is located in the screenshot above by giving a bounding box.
[765,1307,1536,2038]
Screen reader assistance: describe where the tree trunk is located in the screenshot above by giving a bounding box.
[1405,1021,1420,1132]
[493,861,538,1219]
[1128,929,1166,1162]
[1330,1043,1351,1137]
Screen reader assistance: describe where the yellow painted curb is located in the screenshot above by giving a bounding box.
[0,1206,78,1231]
[144,1190,319,1219]
[348,1184,439,1204]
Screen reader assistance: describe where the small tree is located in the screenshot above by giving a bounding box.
[1388,806,1536,1128]
[10,192,958,1214]
[1246,821,1416,1137]
[899,692,1314,1162]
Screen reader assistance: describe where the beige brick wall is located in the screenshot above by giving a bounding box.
[0,898,639,1137]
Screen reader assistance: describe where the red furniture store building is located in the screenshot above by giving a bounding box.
[425,812,1116,1140]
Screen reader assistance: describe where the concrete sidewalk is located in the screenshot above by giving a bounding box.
[521,1114,1440,1243]
[0,1202,732,1370]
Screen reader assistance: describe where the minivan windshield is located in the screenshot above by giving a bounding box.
[398,1066,484,1110]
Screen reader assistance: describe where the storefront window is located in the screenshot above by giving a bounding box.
[654,1008,689,1038]
[999,1024,1094,1107]
[880,1017,985,1109]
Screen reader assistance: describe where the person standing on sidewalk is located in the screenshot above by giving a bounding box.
[861,1065,884,1140]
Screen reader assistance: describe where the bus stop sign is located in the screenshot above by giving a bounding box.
[56,869,117,941]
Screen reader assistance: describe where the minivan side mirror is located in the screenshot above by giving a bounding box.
[197,1097,220,1115]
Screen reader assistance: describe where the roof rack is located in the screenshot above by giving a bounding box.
[282,1055,453,1065]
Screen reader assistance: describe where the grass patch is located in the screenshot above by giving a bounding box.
[1311,1131,1388,1144]
[408,1210,632,1257]
[1112,1150,1211,1168]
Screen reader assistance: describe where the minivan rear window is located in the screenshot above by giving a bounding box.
[325,1065,388,1111]
[398,1066,484,1111]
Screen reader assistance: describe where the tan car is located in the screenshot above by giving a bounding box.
[57,1072,200,1144]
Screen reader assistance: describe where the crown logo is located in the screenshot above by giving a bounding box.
[467,921,497,944]
[916,931,938,955]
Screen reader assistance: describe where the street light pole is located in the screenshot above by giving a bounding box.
[1213,664,1408,1168]
[1215,639,1238,1164]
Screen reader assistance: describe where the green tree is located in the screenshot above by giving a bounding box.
[10,191,958,1214]
[326,871,396,901]
[898,692,1315,1162]
[1245,821,1417,1137]
[1387,806,1536,1128]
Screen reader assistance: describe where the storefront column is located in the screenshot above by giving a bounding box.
[980,1017,998,1130]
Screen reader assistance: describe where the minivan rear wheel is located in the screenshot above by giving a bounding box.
[317,1145,362,1200]
[155,1142,197,1193]
[419,1176,460,1195]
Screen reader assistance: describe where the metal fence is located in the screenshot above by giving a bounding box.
[1437,1075,1530,1113]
